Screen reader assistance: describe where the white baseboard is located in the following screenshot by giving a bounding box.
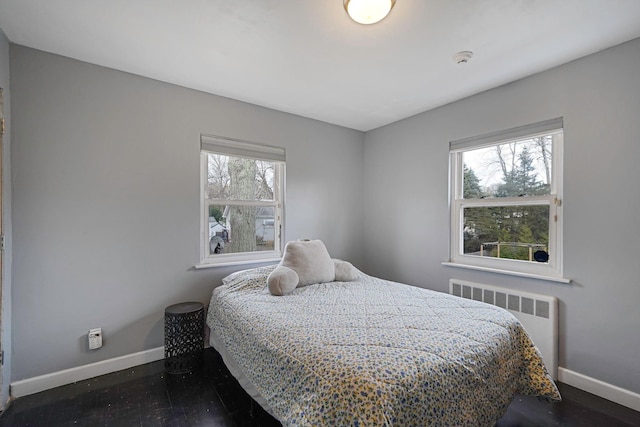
[558,367,640,413]
[10,347,165,398]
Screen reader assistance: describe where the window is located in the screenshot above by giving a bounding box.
[449,118,564,280]
[199,135,285,267]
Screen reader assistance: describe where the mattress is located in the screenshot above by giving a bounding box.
[206,265,560,426]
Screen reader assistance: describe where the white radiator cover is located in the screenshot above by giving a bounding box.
[449,279,558,380]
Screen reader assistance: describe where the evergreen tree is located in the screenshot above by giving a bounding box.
[463,166,499,254]
[462,149,550,260]
[496,147,547,197]
[463,165,483,198]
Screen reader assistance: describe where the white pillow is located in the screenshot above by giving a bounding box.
[280,240,335,286]
[221,268,254,285]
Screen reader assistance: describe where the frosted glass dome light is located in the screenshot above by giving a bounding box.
[344,0,396,25]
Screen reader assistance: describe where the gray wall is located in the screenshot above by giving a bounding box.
[0,29,12,407]
[363,38,640,394]
[10,45,365,380]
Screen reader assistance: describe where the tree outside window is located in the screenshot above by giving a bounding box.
[200,136,284,267]
[449,119,563,279]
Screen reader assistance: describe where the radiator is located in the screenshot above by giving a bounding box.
[449,279,558,379]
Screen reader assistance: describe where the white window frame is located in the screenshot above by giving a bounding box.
[447,118,566,282]
[197,135,285,268]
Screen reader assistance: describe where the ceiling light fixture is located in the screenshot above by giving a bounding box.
[344,0,396,25]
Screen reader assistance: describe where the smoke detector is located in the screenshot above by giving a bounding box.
[453,51,474,64]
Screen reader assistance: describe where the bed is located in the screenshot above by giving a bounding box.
[206,264,561,426]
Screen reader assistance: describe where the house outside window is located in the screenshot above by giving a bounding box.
[199,135,285,267]
[449,118,564,280]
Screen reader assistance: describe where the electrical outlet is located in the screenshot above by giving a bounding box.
[88,328,102,350]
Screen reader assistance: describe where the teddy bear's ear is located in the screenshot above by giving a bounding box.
[267,266,299,296]
[334,259,359,282]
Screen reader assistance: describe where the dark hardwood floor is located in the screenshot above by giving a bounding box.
[1,348,638,426]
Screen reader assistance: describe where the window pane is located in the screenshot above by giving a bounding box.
[462,135,553,199]
[208,204,276,256]
[206,153,276,201]
[463,205,550,262]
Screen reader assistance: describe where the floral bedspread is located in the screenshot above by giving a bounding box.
[206,265,560,426]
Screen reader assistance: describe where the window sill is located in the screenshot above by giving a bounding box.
[195,257,281,269]
[441,261,571,284]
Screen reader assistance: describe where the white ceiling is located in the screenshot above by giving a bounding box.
[1,0,640,131]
